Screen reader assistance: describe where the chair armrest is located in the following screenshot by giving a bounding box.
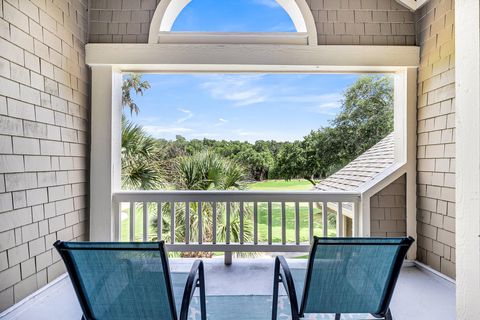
[179,260,206,320]
[275,256,300,318]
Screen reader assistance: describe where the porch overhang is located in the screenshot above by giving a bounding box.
[85,44,419,73]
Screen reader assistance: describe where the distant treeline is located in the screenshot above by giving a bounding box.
[154,75,394,185]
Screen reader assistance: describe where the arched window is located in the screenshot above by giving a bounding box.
[172,0,296,32]
[148,0,318,45]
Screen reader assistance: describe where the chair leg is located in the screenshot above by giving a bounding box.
[385,309,393,320]
[199,279,207,320]
[335,313,341,320]
[272,261,280,320]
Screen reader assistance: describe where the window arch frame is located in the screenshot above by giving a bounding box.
[148,0,318,45]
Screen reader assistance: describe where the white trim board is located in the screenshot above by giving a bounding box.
[455,0,480,318]
[156,32,309,45]
[85,44,419,72]
[413,261,456,285]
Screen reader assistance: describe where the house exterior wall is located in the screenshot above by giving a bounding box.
[89,0,160,43]
[370,175,407,237]
[309,0,415,45]
[0,0,89,311]
[89,0,416,45]
[415,0,455,279]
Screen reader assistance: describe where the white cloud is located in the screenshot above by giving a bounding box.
[279,93,342,105]
[200,75,268,106]
[176,108,193,123]
[214,118,229,127]
[274,93,343,113]
[200,75,343,110]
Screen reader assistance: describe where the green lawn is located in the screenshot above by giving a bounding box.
[247,179,313,191]
[255,202,336,242]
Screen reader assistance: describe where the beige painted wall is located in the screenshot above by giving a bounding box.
[0,0,89,311]
[370,175,407,237]
[415,0,455,279]
[89,0,416,45]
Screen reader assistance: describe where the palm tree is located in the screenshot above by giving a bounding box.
[121,115,164,190]
[122,74,151,115]
[153,151,254,256]
[171,150,245,191]
[120,73,164,190]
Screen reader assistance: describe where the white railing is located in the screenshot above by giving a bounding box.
[112,191,361,259]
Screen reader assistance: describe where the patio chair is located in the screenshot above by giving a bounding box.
[54,241,206,320]
[272,237,414,320]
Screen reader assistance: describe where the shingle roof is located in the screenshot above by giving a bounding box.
[314,133,395,192]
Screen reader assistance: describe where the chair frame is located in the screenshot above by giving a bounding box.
[272,237,414,320]
[54,240,206,320]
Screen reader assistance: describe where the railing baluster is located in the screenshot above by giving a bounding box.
[113,200,120,241]
[130,202,135,241]
[295,202,300,245]
[157,202,162,241]
[337,202,343,237]
[198,202,203,244]
[308,202,314,242]
[226,202,231,244]
[170,202,175,244]
[112,191,362,254]
[212,202,217,244]
[185,201,190,244]
[143,202,148,241]
[281,202,286,244]
[268,202,272,245]
[323,201,328,237]
[253,202,258,244]
[239,201,244,244]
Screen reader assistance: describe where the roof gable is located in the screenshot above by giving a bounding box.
[314,133,395,192]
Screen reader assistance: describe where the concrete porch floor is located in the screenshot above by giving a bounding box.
[1,258,455,320]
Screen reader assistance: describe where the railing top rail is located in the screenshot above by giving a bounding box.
[113,190,361,203]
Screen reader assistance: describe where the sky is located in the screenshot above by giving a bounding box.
[171,0,297,32]
[124,0,361,142]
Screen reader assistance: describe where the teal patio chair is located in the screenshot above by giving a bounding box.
[272,237,414,320]
[54,241,206,320]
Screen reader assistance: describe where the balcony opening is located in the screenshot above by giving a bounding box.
[118,72,397,259]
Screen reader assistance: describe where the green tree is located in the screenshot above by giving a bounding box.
[332,75,394,162]
[171,150,246,191]
[120,73,162,190]
[275,142,308,182]
[121,116,164,190]
[122,74,151,115]
[273,75,393,183]
[155,151,253,256]
[234,147,273,181]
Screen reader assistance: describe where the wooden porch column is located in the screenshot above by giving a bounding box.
[90,66,123,241]
[455,0,480,318]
